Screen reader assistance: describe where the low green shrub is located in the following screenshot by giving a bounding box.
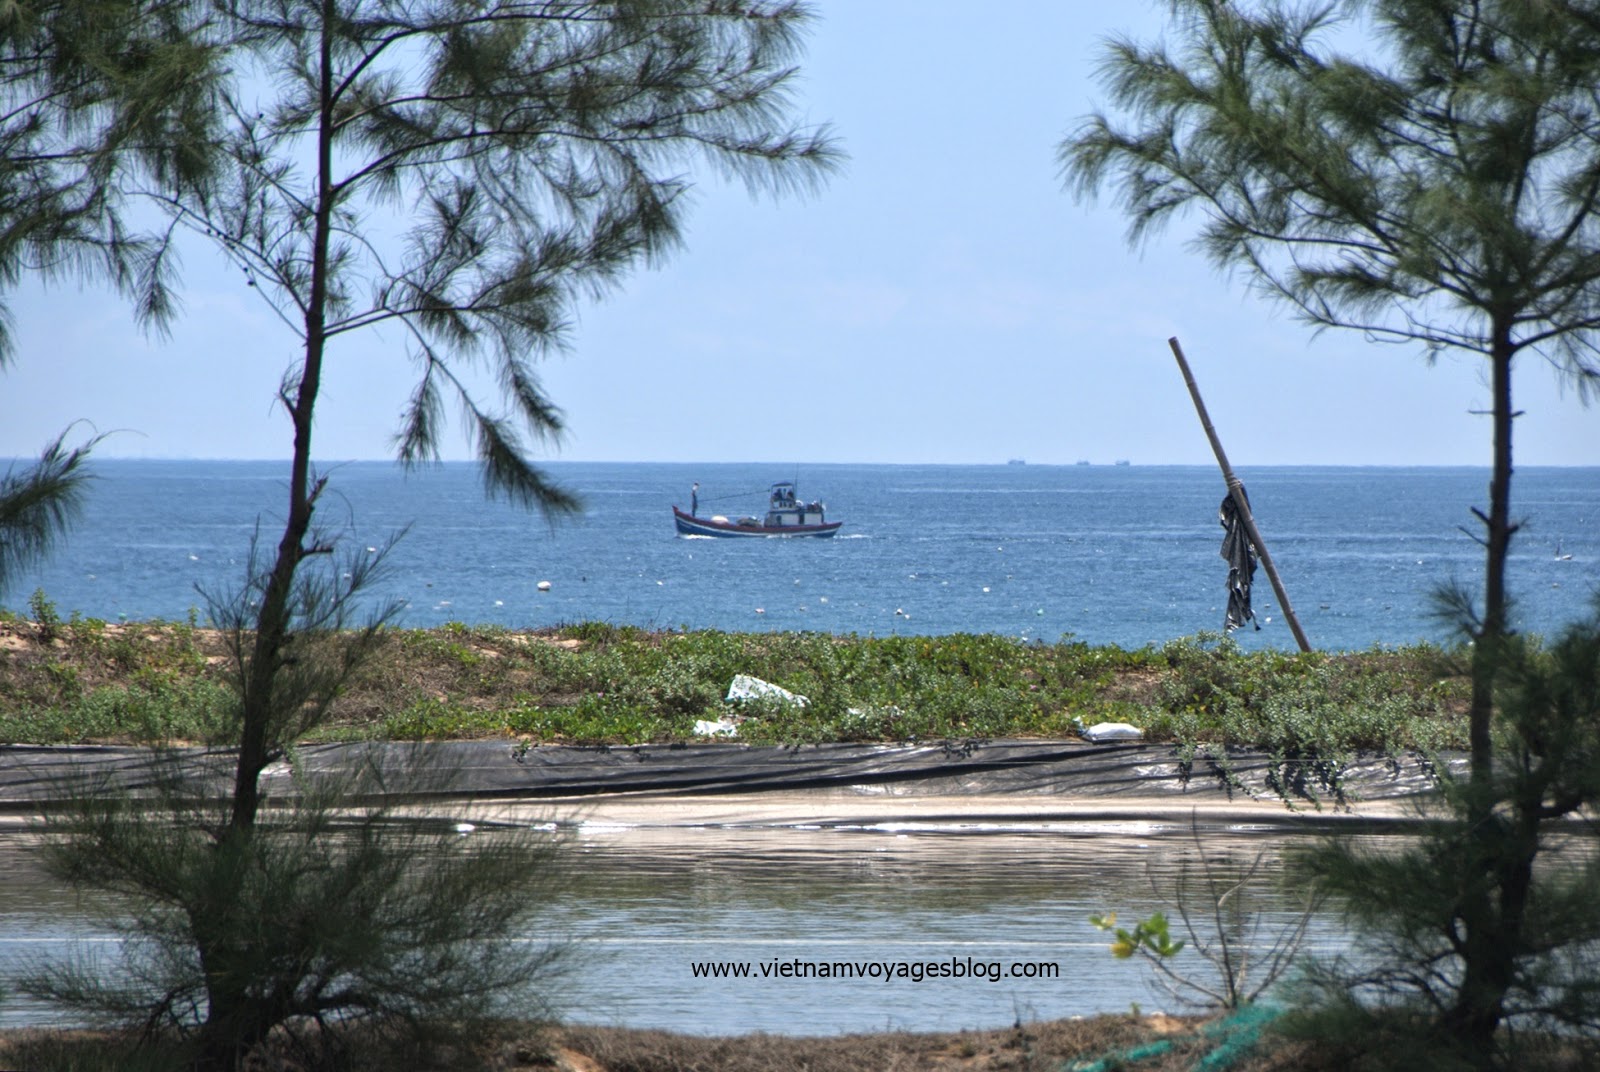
[0,677,235,745]
[377,698,508,740]
[0,613,1471,754]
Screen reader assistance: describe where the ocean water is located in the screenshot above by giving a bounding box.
[6,459,1598,652]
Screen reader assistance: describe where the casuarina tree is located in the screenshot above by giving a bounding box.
[2,0,216,341]
[172,0,838,838]
[138,0,838,841]
[1064,0,1600,1059]
[1295,605,1600,1069]
[18,1,837,1068]
[2,0,218,596]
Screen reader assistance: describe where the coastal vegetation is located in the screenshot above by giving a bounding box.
[0,604,1468,759]
[1064,0,1600,1060]
[0,436,99,596]
[7,0,1599,1065]
[5,0,840,1062]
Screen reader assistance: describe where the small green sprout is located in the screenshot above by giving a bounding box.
[1089,911,1186,960]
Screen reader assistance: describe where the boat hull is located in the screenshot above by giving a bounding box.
[673,507,841,538]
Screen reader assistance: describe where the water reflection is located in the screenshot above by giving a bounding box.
[543,822,1352,1033]
[0,819,1363,1035]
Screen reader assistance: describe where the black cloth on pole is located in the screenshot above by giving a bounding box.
[1219,489,1260,632]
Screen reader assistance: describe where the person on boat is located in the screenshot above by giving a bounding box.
[691,482,699,516]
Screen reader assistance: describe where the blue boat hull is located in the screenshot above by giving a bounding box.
[673,506,841,538]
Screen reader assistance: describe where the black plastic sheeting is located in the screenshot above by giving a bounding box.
[0,739,1448,811]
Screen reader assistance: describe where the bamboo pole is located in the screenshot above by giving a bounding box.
[1168,336,1312,653]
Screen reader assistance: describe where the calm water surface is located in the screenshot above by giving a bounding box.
[0,819,1354,1034]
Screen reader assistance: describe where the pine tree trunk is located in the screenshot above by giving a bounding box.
[1466,329,1515,788]
[204,14,339,1067]
[225,0,336,840]
[1445,326,1518,1056]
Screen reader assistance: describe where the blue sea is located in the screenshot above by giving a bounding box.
[5,460,1598,652]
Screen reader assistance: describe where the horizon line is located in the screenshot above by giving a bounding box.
[14,455,1597,470]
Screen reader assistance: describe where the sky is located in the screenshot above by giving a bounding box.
[2,2,1597,468]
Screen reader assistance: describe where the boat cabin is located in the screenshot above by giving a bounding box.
[763,481,827,527]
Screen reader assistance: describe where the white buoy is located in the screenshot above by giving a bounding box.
[537,580,552,591]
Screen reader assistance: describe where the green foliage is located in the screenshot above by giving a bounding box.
[1091,911,1186,960]
[402,628,485,670]
[20,543,557,1070]
[21,750,566,1067]
[0,614,225,743]
[1144,633,1465,801]
[206,536,403,772]
[1067,7,1600,1041]
[1092,820,1321,1012]
[149,3,837,514]
[0,617,1474,754]
[0,0,215,342]
[11,4,838,1068]
[506,695,670,746]
[28,587,61,640]
[0,435,102,605]
[377,697,512,741]
[1063,0,1600,391]
[1295,607,1600,1062]
[0,677,235,745]
[561,621,649,646]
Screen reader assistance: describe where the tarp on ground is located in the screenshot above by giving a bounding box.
[0,739,1448,811]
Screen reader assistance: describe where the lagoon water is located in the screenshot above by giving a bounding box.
[6,460,1599,650]
[0,820,1355,1035]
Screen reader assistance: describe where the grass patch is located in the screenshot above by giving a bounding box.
[0,607,1470,755]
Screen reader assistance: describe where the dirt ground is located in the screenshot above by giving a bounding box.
[0,1014,1337,1072]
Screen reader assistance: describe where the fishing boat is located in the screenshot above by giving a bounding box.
[673,481,842,538]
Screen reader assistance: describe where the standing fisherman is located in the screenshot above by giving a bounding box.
[691,482,699,516]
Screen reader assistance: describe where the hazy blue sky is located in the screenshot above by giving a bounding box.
[3,2,1596,467]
